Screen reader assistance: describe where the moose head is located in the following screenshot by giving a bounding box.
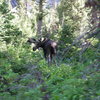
[27,37,57,64]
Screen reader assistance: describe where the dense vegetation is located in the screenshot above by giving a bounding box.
[0,0,100,100]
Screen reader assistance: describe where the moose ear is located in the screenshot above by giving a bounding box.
[43,37,47,41]
[27,38,37,44]
[32,38,37,42]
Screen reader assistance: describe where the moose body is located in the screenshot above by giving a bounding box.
[27,38,57,64]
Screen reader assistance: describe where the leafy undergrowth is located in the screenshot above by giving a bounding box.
[0,43,100,100]
[0,57,100,100]
[38,60,100,100]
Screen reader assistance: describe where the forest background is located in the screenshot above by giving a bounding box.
[0,0,100,100]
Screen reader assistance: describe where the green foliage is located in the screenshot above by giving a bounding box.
[37,61,100,100]
[0,2,9,14]
[60,25,74,43]
[59,24,75,52]
[0,2,22,44]
[0,0,99,100]
[58,24,77,58]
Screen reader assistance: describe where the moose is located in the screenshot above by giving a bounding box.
[27,37,57,64]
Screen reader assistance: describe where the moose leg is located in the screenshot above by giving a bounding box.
[43,50,51,65]
[50,52,53,63]
[47,54,52,66]
[44,51,47,60]
[50,47,57,65]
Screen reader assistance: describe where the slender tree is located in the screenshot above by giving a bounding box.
[36,0,45,37]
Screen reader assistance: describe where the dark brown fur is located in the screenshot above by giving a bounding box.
[27,38,57,64]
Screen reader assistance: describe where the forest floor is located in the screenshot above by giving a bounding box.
[7,64,50,100]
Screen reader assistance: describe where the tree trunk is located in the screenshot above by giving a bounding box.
[37,0,44,37]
